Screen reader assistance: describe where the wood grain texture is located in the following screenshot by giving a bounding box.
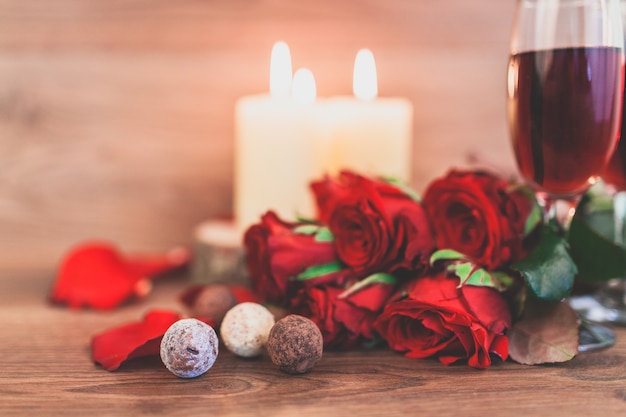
[1,269,626,417]
[0,0,517,270]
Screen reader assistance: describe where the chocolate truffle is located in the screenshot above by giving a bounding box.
[220,302,275,357]
[266,314,323,374]
[191,284,238,324]
[160,318,219,378]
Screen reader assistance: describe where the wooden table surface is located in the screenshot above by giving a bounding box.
[2,268,626,417]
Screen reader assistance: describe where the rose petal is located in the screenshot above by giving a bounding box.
[228,285,260,304]
[422,169,534,270]
[461,284,512,333]
[50,242,189,310]
[91,309,182,371]
[375,273,512,369]
[126,246,191,277]
[311,170,433,275]
[344,283,395,312]
[244,211,344,305]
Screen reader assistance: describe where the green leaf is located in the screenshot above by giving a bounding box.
[339,273,397,299]
[380,176,421,202]
[569,207,626,282]
[512,225,576,301]
[296,261,343,280]
[314,226,334,242]
[508,299,578,365]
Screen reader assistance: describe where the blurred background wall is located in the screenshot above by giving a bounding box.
[0,0,517,271]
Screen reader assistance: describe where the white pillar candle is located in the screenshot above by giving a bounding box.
[326,49,413,182]
[234,42,325,232]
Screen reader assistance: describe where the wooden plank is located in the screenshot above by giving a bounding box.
[1,269,626,417]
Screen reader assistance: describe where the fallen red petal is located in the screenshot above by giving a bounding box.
[91,309,182,371]
[179,284,206,308]
[229,285,260,304]
[126,246,191,277]
[50,241,190,310]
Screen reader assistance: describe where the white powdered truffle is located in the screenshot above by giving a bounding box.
[220,302,275,357]
[160,318,219,378]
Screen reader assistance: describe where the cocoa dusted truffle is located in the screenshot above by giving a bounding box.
[266,315,323,374]
[160,318,219,378]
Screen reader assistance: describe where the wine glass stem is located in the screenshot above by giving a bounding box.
[613,191,626,246]
[612,191,626,307]
[537,194,582,233]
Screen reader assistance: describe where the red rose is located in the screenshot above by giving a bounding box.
[311,171,434,275]
[374,273,511,369]
[244,211,351,306]
[422,169,535,270]
[292,282,395,349]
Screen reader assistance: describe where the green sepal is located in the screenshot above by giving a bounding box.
[293,224,334,242]
[512,225,576,301]
[379,176,421,202]
[338,273,397,299]
[361,336,386,349]
[296,261,343,280]
[292,224,319,235]
[429,249,466,265]
[446,262,513,291]
[491,271,515,288]
[313,226,334,242]
[430,249,513,291]
[295,215,318,224]
[513,184,543,235]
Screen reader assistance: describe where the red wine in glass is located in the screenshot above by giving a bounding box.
[508,47,623,199]
[604,99,626,191]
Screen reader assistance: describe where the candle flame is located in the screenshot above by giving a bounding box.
[270,41,292,98]
[291,68,316,105]
[353,48,378,100]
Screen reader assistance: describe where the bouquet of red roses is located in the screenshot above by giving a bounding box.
[243,169,619,369]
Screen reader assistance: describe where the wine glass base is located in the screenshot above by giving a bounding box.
[577,318,616,352]
[569,296,617,352]
[593,279,626,323]
[569,285,626,325]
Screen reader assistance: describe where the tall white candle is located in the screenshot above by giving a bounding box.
[326,49,413,182]
[234,42,324,232]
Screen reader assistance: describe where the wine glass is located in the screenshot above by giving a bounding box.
[574,0,626,326]
[574,149,626,325]
[506,0,625,351]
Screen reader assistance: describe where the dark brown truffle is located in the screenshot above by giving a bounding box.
[192,284,237,324]
[266,314,323,374]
